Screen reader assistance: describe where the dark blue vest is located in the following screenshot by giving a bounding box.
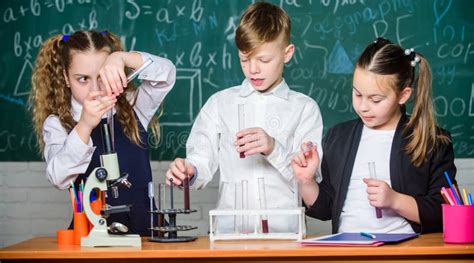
[72,113,156,236]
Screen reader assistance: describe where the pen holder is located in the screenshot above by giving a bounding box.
[57,229,74,245]
[73,212,89,245]
[442,204,474,244]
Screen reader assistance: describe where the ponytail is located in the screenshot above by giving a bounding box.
[404,55,450,166]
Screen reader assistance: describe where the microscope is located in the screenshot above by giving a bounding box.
[80,59,154,247]
[80,123,141,247]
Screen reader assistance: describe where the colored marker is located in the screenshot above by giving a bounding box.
[440,188,454,206]
[452,184,463,205]
[444,171,462,205]
[360,232,376,239]
[468,193,473,206]
[462,188,469,205]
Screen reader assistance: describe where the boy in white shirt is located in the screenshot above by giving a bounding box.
[166,2,323,232]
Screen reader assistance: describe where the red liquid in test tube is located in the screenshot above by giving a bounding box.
[183,176,190,210]
[261,219,269,233]
[238,104,245,158]
[258,177,269,233]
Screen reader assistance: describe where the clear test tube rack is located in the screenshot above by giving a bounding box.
[208,207,306,241]
[149,178,198,243]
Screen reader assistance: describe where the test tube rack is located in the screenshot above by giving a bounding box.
[148,178,198,243]
[208,208,306,241]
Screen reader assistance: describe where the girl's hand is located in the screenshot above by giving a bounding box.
[99,51,127,97]
[363,178,400,209]
[80,90,116,130]
[235,127,275,156]
[291,142,319,184]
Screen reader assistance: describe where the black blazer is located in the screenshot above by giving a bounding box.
[306,113,456,234]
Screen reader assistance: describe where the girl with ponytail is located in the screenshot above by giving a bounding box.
[291,38,456,234]
[30,30,176,235]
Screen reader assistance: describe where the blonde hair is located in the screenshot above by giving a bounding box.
[235,2,291,53]
[30,30,160,155]
[356,38,450,167]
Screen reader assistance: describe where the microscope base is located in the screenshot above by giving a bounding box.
[81,233,141,247]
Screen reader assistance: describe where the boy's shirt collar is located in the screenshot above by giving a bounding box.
[239,78,289,100]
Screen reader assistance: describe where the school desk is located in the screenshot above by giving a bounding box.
[0,233,473,262]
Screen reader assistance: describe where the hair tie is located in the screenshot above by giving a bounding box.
[61,34,70,43]
[404,48,420,67]
[373,37,385,44]
[100,31,108,36]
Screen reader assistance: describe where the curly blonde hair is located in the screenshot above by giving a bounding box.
[30,30,160,155]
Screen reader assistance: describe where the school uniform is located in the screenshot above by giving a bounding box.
[186,79,323,233]
[42,53,176,235]
[306,111,456,234]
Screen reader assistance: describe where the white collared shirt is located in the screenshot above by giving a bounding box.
[42,52,176,189]
[186,79,323,232]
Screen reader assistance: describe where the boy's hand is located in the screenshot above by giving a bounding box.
[363,178,399,209]
[291,142,319,184]
[235,128,274,156]
[99,51,127,97]
[166,158,196,186]
[79,90,116,130]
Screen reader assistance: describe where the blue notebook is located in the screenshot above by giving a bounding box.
[301,233,418,247]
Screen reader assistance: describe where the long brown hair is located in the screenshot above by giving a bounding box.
[355,38,450,167]
[30,30,160,155]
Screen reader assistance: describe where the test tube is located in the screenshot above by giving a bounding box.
[241,179,249,233]
[169,178,174,209]
[238,104,245,158]
[368,162,383,219]
[107,58,153,153]
[101,123,113,154]
[157,183,166,237]
[258,177,269,233]
[234,183,241,233]
[183,176,190,210]
[148,182,154,238]
[214,182,229,234]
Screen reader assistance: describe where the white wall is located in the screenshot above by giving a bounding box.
[1,159,472,247]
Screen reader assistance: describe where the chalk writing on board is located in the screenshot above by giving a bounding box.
[0,0,472,160]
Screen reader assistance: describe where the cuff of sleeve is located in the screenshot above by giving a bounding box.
[67,128,95,162]
[265,139,293,183]
[305,191,331,220]
[412,195,440,233]
[137,52,175,86]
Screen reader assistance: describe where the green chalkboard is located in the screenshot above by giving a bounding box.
[0,0,472,161]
